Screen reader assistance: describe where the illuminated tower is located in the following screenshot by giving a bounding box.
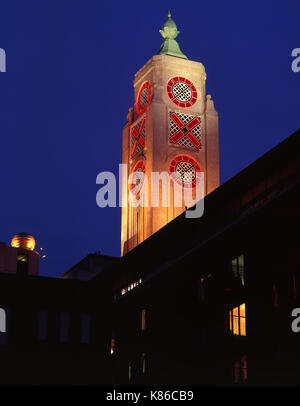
[121,12,219,255]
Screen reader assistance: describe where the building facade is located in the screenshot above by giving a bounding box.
[121,13,219,255]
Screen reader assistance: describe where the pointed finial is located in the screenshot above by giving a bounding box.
[159,12,179,40]
[158,11,188,59]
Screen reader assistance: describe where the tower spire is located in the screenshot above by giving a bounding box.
[158,11,187,59]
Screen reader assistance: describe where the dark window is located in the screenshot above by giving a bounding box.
[38,310,48,341]
[81,313,91,344]
[273,285,279,308]
[59,312,70,343]
[197,278,205,301]
[141,309,146,331]
[233,355,247,384]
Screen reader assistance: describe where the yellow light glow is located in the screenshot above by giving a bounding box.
[110,338,116,355]
[11,233,36,251]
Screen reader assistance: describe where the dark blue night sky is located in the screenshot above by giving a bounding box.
[0,0,299,277]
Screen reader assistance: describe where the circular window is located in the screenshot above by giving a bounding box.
[169,155,201,188]
[136,81,152,115]
[130,160,146,195]
[167,77,197,108]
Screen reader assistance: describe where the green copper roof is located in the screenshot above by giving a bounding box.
[158,11,188,59]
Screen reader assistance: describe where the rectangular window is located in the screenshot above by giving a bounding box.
[231,254,245,285]
[38,310,48,341]
[273,285,279,308]
[141,353,146,375]
[17,254,28,276]
[234,355,247,384]
[197,278,205,301]
[141,309,146,331]
[128,361,132,382]
[81,313,91,344]
[229,303,246,336]
[59,312,70,343]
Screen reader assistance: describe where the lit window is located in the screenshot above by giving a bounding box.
[38,310,48,341]
[121,278,142,296]
[141,353,146,374]
[231,254,245,285]
[17,254,28,263]
[59,312,70,343]
[128,361,132,382]
[110,336,116,355]
[229,303,246,336]
[141,309,146,331]
[81,313,91,344]
[234,355,247,384]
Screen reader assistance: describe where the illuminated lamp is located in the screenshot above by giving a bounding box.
[11,233,36,251]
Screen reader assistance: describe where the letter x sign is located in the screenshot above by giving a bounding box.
[131,117,146,157]
[169,113,201,149]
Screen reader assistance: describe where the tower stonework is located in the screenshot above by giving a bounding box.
[121,15,219,256]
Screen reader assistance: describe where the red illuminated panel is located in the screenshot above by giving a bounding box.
[136,81,152,115]
[130,160,146,195]
[131,117,146,158]
[169,112,201,149]
[169,154,201,188]
[167,77,197,108]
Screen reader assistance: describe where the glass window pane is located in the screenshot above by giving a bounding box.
[233,316,239,335]
[60,312,70,343]
[238,255,245,285]
[232,306,239,316]
[239,303,246,317]
[238,254,244,267]
[232,258,238,278]
[141,309,146,331]
[240,317,246,336]
[38,310,47,341]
